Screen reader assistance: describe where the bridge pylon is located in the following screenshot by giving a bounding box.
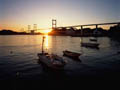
[28,24,37,34]
[52,19,57,29]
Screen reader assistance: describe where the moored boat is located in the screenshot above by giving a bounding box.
[89,38,97,42]
[38,53,66,70]
[37,36,66,70]
[63,50,82,60]
[81,42,99,48]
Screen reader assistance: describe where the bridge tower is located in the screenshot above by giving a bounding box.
[30,24,37,34]
[28,24,37,34]
[52,19,57,29]
[33,24,37,31]
[28,25,31,33]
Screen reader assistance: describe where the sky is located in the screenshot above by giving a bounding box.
[0,0,120,31]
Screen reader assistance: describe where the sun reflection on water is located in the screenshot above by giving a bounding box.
[43,35,50,53]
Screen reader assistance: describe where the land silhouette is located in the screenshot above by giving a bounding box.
[0,30,41,35]
[0,24,120,39]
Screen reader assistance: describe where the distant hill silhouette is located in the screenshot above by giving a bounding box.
[0,30,18,35]
[0,30,41,35]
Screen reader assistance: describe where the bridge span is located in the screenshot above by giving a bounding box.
[57,22,120,29]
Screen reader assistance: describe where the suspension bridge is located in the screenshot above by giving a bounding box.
[27,19,120,34]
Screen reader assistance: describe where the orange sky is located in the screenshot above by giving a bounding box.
[0,23,113,32]
[0,0,119,32]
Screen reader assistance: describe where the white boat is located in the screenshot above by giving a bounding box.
[38,53,66,70]
[38,36,66,70]
[81,27,99,49]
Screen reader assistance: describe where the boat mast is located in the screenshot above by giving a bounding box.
[94,25,98,40]
[42,36,45,54]
[81,26,83,43]
[81,26,83,54]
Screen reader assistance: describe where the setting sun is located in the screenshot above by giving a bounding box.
[41,29,52,34]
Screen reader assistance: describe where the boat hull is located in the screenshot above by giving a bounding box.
[38,53,66,70]
[89,39,97,42]
[81,42,99,48]
[63,50,81,61]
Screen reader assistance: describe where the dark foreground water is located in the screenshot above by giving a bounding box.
[0,35,120,89]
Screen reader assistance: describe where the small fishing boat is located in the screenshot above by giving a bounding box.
[38,36,66,70]
[80,26,100,49]
[81,42,99,48]
[63,50,82,60]
[89,38,97,42]
[38,53,66,70]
